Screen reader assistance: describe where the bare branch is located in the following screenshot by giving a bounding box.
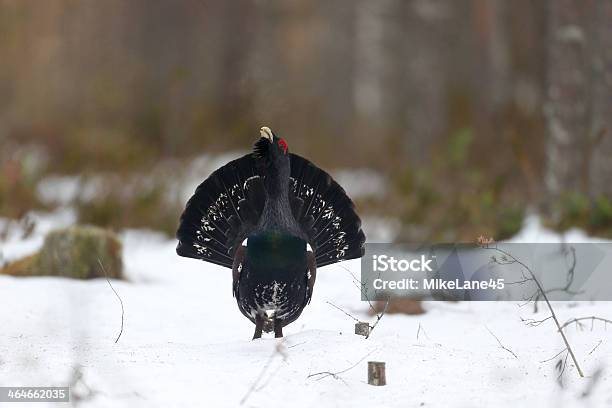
[485,326,518,359]
[98,258,124,344]
[559,316,612,332]
[484,245,585,377]
[556,351,570,385]
[326,301,360,322]
[336,264,389,338]
[287,342,306,349]
[416,323,441,346]
[587,340,603,356]
[521,316,553,327]
[540,348,568,363]
[345,266,378,315]
[307,349,377,382]
[366,297,389,339]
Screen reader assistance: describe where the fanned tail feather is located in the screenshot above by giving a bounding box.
[177,152,366,269]
[289,154,366,267]
[176,154,264,268]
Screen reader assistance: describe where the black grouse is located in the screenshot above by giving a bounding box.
[176,127,366,339]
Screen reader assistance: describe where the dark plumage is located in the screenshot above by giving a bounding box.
[176,127,366,339]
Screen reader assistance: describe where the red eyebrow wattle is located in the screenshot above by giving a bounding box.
[278,139,288,154]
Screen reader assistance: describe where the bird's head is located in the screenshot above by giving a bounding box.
[253,126,289,169]
[253,126,290,195]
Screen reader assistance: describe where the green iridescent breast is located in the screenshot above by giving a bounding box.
[245,232,307,271]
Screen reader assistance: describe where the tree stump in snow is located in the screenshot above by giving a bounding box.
[355,322,370,337]
[367,361,386,386]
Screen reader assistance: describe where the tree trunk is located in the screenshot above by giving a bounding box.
[587,1,612,197]
[544,0,612,198]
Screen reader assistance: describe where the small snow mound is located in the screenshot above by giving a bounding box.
[507,214,610,243]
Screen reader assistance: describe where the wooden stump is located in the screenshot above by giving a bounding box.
[367,361,386,386]
[355,322,370,337]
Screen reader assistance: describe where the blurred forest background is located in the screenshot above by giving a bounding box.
[1,0,611,241]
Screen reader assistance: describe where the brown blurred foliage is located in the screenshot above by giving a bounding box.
[0,0,611,239]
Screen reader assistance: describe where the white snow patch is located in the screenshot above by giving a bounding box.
[507,213,611,243]
[0,212,611,407]
[332,168,388,199]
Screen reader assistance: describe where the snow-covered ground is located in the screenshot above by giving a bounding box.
[1,210,611,407]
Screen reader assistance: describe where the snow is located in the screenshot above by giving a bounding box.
[1,211,612,407]
[37,176,84,206]
[507,214,601,244]
[332,169,388,199]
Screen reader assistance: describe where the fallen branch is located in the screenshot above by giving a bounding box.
[485,326,518,359]
[287,341,306,349]
[521,316,553,327]
[307,349,377,382]
[587,340,603,356]
[540,348,567,363]
[326,301,360,322]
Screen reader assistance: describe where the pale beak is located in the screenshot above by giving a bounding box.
[260,126,274,142]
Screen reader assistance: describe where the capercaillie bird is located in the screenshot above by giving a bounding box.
[176,127,366,339]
